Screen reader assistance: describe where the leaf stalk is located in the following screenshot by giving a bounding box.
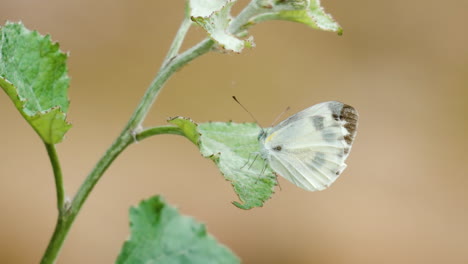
[44,143,65,211]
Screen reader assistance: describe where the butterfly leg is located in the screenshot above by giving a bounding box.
[254,159,268,184]
[240,153,252,169]
[260,160,267,176]
[241,153,260,170]
[248,154,259,170]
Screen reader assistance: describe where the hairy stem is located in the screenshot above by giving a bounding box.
[41,32,214,264]
[228,0,263,33]
[41,1,267,262]
[162,16,192,67]
[124,38,214,131]
[40,125,189,264]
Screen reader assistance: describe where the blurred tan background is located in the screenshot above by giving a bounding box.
[1,0,467,263]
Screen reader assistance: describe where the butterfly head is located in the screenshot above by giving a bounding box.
[257,127,269,142]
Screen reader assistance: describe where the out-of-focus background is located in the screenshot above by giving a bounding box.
[1,0,467,263]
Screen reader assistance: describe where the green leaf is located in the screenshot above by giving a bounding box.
[0,22,71,144]
[116,196,240,264]
[170,117,277,210]
[249,0,343,35]
[189,0,253,52]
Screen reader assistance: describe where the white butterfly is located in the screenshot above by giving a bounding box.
[259,101,358,191]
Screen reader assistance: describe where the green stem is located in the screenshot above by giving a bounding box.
[40,126,187,264]
[228,0,263,34]
[162,15,192,67]
[40,30,214,264]
[41,2,267,262]
[41,135,132,264]
[45,143,65,211]
[124,38,214,131]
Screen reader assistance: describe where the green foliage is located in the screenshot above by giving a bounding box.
[0,1,345,262]
[188,0,342,53]
[249,0,343,34]
[116,196,240,264]
[170,117,278,210]
[0,22,71,144]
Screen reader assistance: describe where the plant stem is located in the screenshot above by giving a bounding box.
[40,31,214,264]
[162,16,192,67]
[125,38,214,131]
[42,2,266,262]
[136,126,185,141]
[228,0,263,34]
[40,124,190,263]
[41,134,132,264]
[45,143,65,211]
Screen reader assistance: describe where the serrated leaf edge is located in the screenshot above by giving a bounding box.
[191,0,252,53]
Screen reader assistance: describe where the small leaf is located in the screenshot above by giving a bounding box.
[249,0,343,35]
[189,0,252,52]
[0,22,71,144]
[308,0,343,34]
[116,196,240,264]
[169,117,277,210]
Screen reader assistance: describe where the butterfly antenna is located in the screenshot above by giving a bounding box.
[232,96,264,132]
[270,106,290,126]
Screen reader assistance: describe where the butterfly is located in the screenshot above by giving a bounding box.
[258,101,358,191]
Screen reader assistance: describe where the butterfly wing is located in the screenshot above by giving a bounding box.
[262,101,358,191]
[268,152,338,191]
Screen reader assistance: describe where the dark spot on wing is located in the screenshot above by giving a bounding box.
[332,113,339,121]
[341,104,358,144]
[311,152,326,168]
[273,145,282,151]
[344,135,353,145]
[328,102,359,145]
[311,116,325,130]
[322,130,336,142]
